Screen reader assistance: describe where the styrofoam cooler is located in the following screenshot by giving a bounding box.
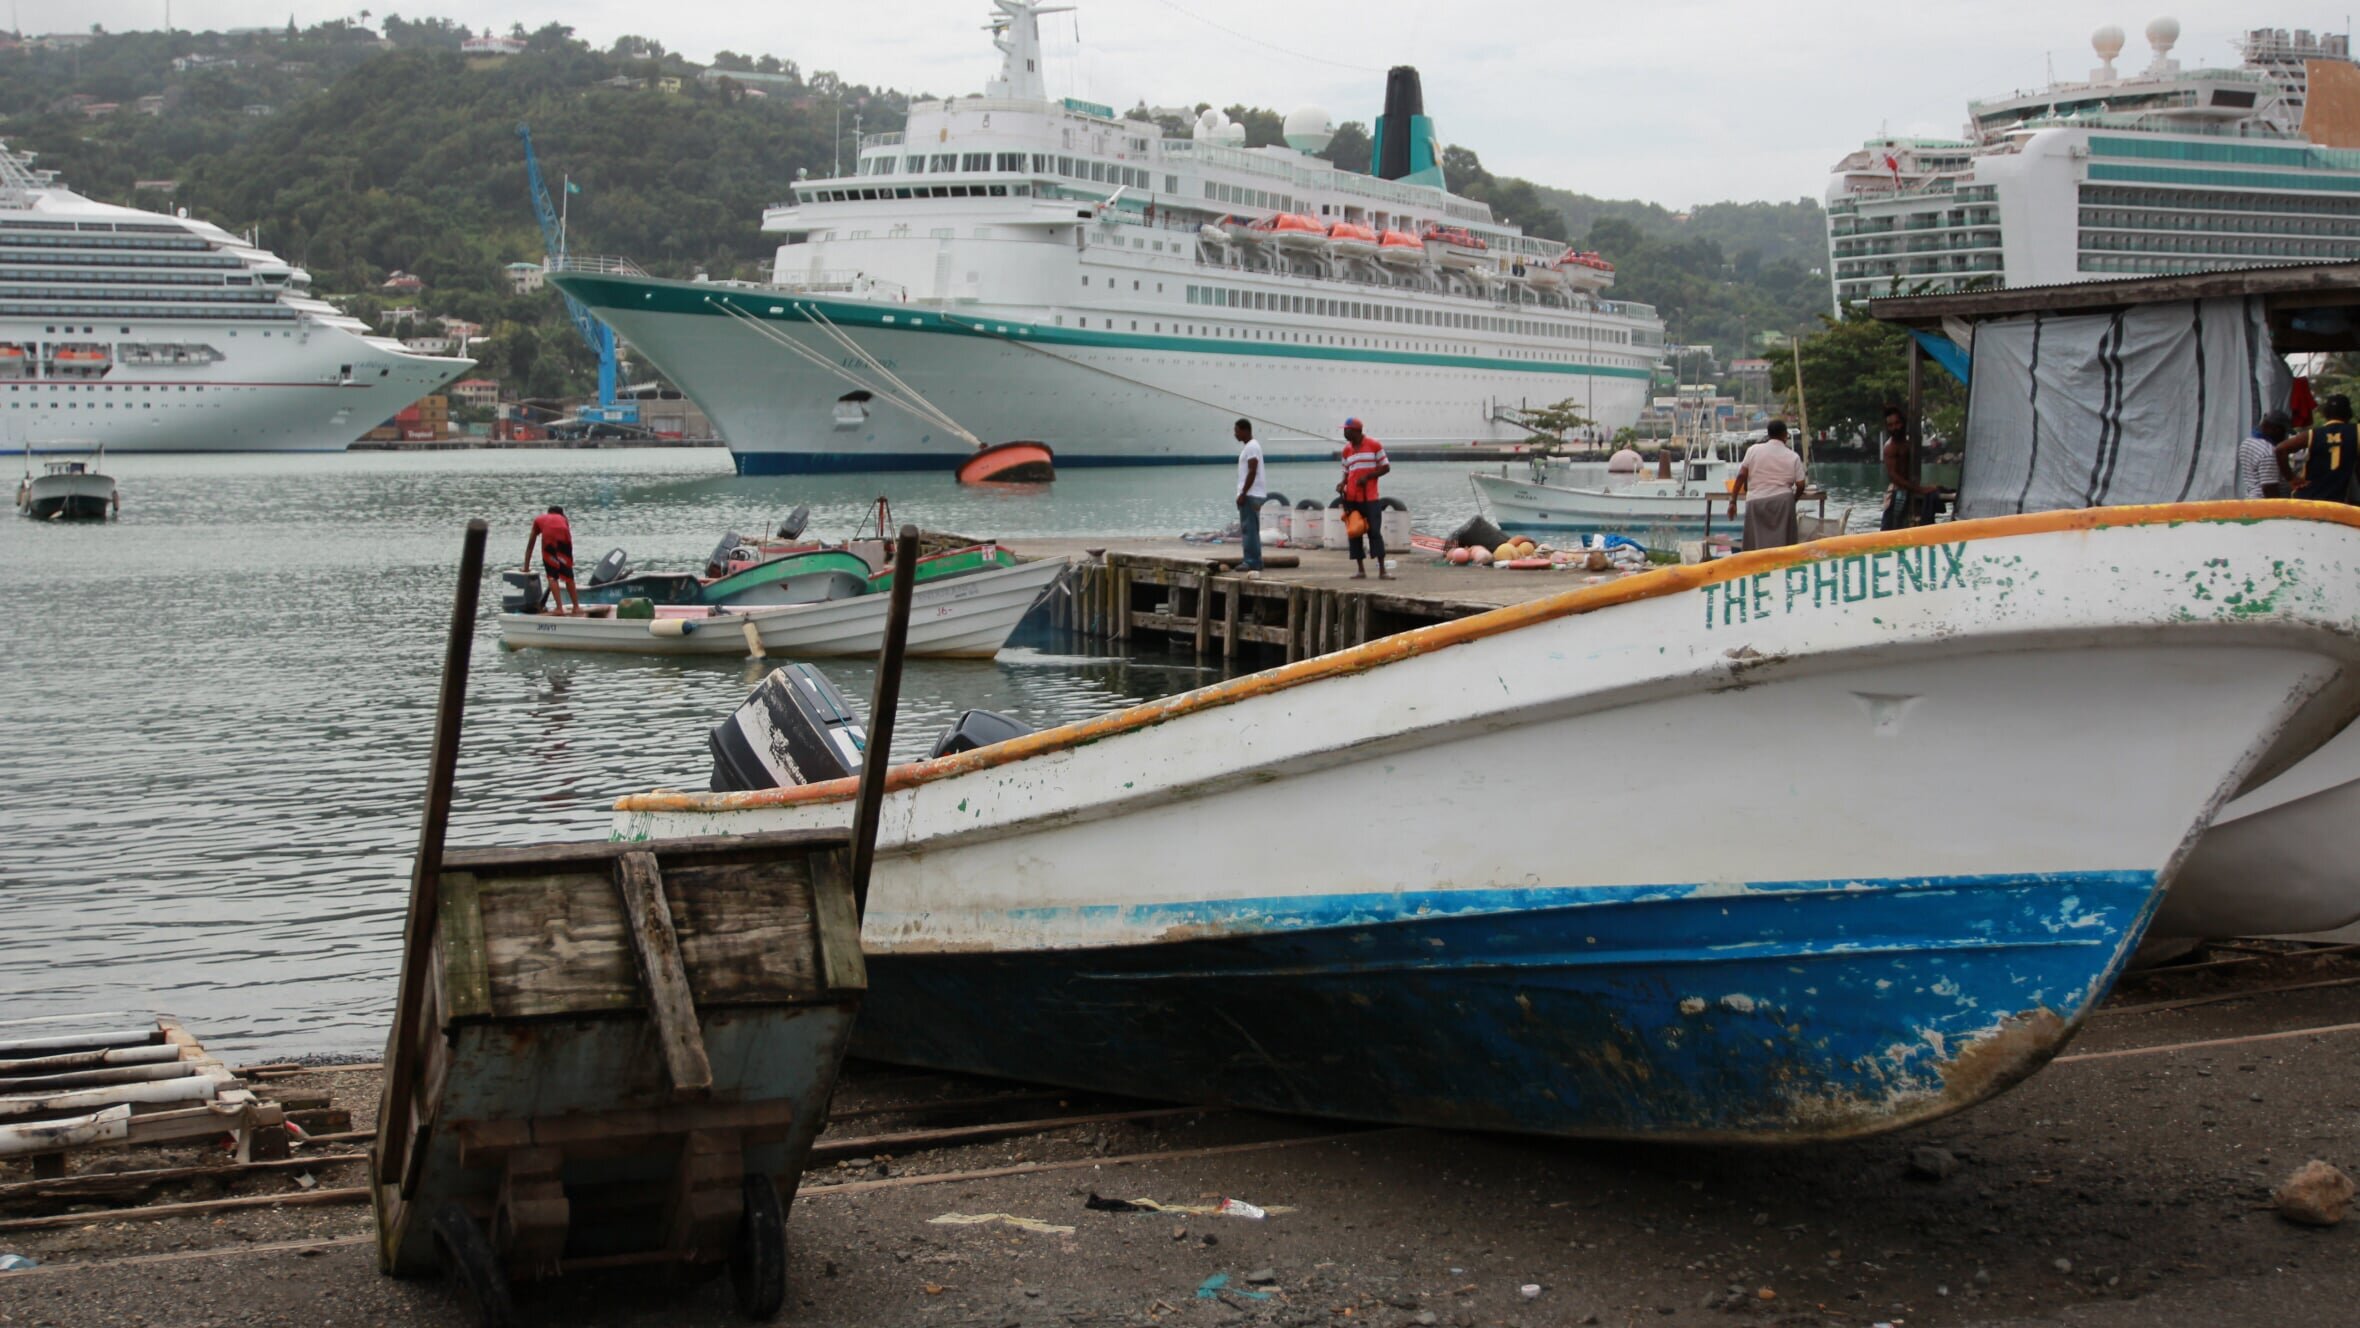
[1290,503,1325,547]
[1380,504,1412,550]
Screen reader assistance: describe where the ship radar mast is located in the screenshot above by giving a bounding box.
[984,0,1074,102]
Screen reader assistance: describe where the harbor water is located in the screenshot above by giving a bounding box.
[0,449,1908,1056]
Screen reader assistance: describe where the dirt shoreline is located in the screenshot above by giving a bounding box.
[3,947,2355,1327]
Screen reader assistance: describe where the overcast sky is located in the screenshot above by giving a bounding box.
[29,2,2342,205]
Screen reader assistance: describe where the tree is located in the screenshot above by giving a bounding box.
[1516,398,1592,445]
[1761,308,1965,454]
[1318,121,1370,175]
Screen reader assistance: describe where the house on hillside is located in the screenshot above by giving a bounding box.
[34,32,97,50]
[698,67,799,89]
[133,179,180,195]
[504,262,544,295]
[402,335,456,355]
[656,76,682,94]
[597,75,643,90]
[449,378,501,409]
[462,35,526,57]
[437,317,483,341]
[381,271,425,294]
[78,103,121,119]
[381,305,423,323]
[134,96,166,116]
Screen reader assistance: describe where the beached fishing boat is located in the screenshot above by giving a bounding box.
[2152,724,2360,940]
[501,555,1064,658]
[612,502,2360,1142]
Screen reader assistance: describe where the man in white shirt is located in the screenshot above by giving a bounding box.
[1234,418,1268,571]
[1729,420,1807,550]
[2237,410,2291,499]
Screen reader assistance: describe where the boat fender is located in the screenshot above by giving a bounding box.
[648,618,695,637]
[1503,557,1552,570]
[1261,492,1289,509]
[1377,497,1408,511]
[1294,498,1321,510]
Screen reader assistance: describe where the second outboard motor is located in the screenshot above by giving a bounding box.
[500,570,544,614]
[587,548,630,587]
[709,664,867,792]
[928,709,1033,759]
[777,505,811,541]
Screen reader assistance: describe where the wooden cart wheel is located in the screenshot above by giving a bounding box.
[432,1202,516,1328]
[730,1172,789,1320]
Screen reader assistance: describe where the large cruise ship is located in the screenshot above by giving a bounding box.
[1825,19,2360,305]
[2,143,471,453]
[552,0,1664,473]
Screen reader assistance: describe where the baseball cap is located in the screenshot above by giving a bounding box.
[1342,417,1362,430]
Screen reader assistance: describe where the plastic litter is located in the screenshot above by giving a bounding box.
[1196,1273,1272,1302]
[929,1212,1076,1235]
[1083,1193,1291,1217]
[1520,1284,1543,1299]
[1217,1198,1267,1220]
[0,1254,36,1271]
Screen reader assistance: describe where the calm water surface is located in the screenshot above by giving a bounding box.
[0,449,1902,1056]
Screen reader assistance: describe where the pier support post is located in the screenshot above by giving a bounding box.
[1222,577,1241,660]
[1284,588,1302,663]
[1194,563,1216,656]
[1115,566,1131,643]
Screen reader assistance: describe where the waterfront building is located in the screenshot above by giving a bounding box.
[1826,19,2360,305]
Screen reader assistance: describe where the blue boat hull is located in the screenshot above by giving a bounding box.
[850,869,2160,1141]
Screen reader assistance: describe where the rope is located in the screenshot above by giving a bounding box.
[798,304,982,448]
[930,309,1340,445]
[702,297,977,444]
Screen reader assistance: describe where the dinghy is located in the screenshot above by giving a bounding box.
[500,555,1065,659]
[613,503,2360,1142]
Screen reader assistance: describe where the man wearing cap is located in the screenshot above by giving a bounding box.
[1338,417,1392,580]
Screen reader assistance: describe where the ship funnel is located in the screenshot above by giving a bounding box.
[1370,66,1444,186]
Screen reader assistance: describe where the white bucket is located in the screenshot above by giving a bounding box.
[1379,505,1412,550]
[1257,501,1289,546]
[1290,505,1325,547]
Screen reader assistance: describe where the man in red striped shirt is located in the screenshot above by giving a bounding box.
[1338,417,1392,580]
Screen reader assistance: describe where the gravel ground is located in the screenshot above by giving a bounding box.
[3,948,2355,1328]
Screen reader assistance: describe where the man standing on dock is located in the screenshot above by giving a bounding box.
[1879,405,1940,530]
[1234,419,1267,573]
[2239,410,2292,499]
[1730,420,1806,550]
[1339,417,1392,580]
[523,505,580,615]
[2278,395,2357,503]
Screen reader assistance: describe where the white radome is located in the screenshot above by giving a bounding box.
[1283,106,1335,153]
[2092,24,2126,59]
[2146,16,2180,50]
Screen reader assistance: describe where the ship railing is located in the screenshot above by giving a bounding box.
[545,253,650,277]
[859,131,905,150]
[777,270,912,303]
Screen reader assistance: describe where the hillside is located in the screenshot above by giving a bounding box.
[2,20,1826,399]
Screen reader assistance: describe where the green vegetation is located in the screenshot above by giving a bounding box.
[1763,309,1966,453]
[5,21,1832,400]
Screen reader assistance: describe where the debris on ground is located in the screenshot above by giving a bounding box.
[928,1212,1077,1235]
[2273,1160,2356,1227]
[1907,1146,1960,1181]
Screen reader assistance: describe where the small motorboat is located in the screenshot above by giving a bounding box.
[17,448,116,520]
[1421,224,1489,271]
[1243,212,1328,254]
[1473,435,1746,533]
[1523,258,1566,292]
[498,555,1068,659]
[1374,229,1427,267]
[612,502,2360,1142]
[1326,220,1380,257]
[956,440,1056,484]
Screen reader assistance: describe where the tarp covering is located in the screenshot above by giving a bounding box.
[1908,329,1970,385]
[1957,296,2288,518]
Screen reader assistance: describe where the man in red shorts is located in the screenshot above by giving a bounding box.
[523,505,580,614]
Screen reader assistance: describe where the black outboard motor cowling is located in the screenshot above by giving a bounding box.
[501,570,544,614]
[709,664,868,792]
[928,709,1033,759]
[587,548,630,587]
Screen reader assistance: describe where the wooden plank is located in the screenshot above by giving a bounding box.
[1221,576,1241,659]
[0,1233,372,1279]
[1193,564,1214,655]
[493,1146,570,1268]
[0,1104,130,1158]
[0,1029,155,1058]
[614,850,715,1099]
[0,1061,203,1093]
[438,871,493,1021]
[662,1130,742,1256]
[477,869,640,1019]
[800,1129,1392,1199]
[808,850,868,994]
[0,1186,369,1233]
[0,1150,366,1203]
[441,827,852,876]
[455,1097,801,1167]
[1284,587,1302,663]
[661,859,821,1003]
[0,1045,182,1077]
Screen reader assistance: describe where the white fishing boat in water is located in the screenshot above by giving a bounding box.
[16,447,114,520]
[499,556,1065,659]
[614,503,2360,1142]
[1472,435,1746,533]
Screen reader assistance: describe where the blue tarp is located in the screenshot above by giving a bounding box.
[1909,329,1971,385]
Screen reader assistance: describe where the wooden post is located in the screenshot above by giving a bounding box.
[850,526,922,920]
[1194,563,1215,655]
[1356,593,1371,647]
[377,519,488,1193]
[1222,576,1241,659]
[1906,337,1926,502]
[1284,587,1302,663]
[1113,566,1130,643]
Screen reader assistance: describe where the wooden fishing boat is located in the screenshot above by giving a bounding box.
[2153,723,2360,940]
[499,555,1065,659]
[611,503,2360,1143]
[16,450,114,521]
[1473,436,1744,533]
[955,440,1055,484]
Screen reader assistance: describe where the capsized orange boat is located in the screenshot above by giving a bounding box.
[956,440,1056,485]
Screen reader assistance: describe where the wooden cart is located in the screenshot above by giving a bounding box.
[371,831,864,1323]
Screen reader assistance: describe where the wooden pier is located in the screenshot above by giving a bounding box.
[1022,538,1617,663]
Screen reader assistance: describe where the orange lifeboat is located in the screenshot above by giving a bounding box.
[1327,220,1379,256]
[1374,229,1426,268]
[1556,250,1616,291]
[956,440,1056,485]
[1248,212,1330,254]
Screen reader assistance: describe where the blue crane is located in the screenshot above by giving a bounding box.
[517,122,636,429]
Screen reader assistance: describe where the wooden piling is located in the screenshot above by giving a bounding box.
[1222,578,1241,660]
[1114,566,1131,643]
[1194,563,1215,655]
[1284,588,1302,663]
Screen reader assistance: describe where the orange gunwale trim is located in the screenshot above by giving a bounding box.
[615,500,2360,816]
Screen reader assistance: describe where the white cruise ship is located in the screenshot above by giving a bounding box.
[1,143,471,453]
[1825,19,2360,305]
[551,0,1664,474]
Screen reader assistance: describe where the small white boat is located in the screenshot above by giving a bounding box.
[16,448,115,520]
[1475,437,1745,533]
[1557,251,1616,292]
[1373,229,1427,268]
[612,503,2360,1142]
[499,556,1066,658]
[2151,722,2360,940]
[1326,220,1380,258]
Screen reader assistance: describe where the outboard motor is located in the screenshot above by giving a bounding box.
[777,505,810,541]
[927,709,1033,759]
[500,570,544,614]
[708,664,867,792]
[704,531,745,577]
[587,548,630,587]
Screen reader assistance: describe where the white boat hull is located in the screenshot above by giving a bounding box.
[2158,721,2360,939]
[1473,469,1738,531]
[615,504,2360,1141]
[500,558,1066,659]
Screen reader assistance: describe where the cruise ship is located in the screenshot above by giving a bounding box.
[1,143,471,453]
[551,0,1664,473]
[1825,19,2360,305]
